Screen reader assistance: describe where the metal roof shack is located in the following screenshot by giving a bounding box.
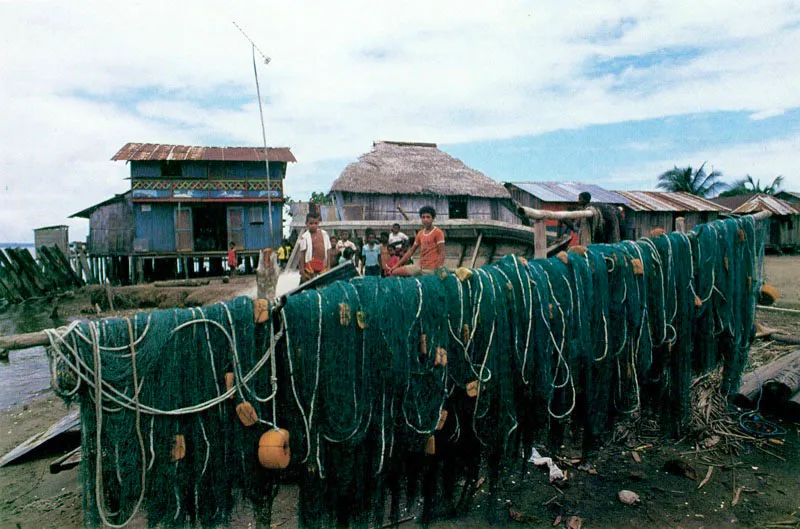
[505,182,629,205]
[112,143,297,163]
[616,191,729,212]
[729,194,800,216]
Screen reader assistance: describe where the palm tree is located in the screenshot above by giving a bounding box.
[718,175,784,197]
[657,163,725,197]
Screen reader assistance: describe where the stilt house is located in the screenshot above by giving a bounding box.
[70,142,296,283]
[329,141,518,223]
[615,191,729,240]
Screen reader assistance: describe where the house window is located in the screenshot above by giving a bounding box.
[449,197,468,219]
[250,207,264,224]
[141,205,151,212]
[161,161,182,177]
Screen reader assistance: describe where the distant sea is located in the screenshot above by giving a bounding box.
[0,243,34,248]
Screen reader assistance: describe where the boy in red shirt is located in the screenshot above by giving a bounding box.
[389,206,445,276]
[227,241,238,276]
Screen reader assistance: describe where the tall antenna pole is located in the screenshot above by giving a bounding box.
[234,22,275,247]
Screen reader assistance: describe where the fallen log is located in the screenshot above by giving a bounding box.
[763,353,800,404]
[733,350,800,408]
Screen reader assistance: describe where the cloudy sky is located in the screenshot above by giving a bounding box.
[1,1,799,242]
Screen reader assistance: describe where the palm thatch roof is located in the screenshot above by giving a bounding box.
[330,141,510,199]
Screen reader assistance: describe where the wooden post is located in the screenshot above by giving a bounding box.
[675,216,686,234]
[79,247,97,284]
[533,220,547,259]
[104,279,115,311]
[469,232,484,268]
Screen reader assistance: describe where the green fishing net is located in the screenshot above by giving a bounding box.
[48,215,766,528]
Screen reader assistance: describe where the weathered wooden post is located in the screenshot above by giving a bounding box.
[675,216,686,234]
[517,206,596,259]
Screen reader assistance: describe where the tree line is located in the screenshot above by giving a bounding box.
[657,164,786,198]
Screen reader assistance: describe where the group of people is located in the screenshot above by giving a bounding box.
[298,206,446,283]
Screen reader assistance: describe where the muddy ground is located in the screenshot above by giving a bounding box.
[0,260,799,528]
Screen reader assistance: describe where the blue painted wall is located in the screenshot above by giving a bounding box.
[134,203,176,251]
[131,161,286,179]
[243,206,282,249]
[132,202,281,252]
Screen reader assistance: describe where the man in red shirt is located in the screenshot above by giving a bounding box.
[389,206,445,276]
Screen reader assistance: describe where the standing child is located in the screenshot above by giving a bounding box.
[227,241,238,277]
[389,206,445,276]
[361,230,382,277]
[298,212,331,283]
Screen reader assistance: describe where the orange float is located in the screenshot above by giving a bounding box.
[258,429,291,469]
[236,401,259,427]
[171,434,186,461]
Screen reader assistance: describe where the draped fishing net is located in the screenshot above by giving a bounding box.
[47,215,766,527]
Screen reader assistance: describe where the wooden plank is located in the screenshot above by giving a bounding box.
[0,260,22,302]
[79,249,97,284]
[469,232,484,268]
[456,243,468,268]
[50,445,81,474]
[8,248,49,294]
[38,247,71,290]
[49,245,84,287]
[0,250,36,299]
[0,409,80,467]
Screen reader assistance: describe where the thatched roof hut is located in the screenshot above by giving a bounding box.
[329,141,516,222]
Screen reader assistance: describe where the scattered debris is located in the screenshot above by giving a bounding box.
[528,446,565,483]
[618,490,641,505]
[732,486,745,507]
[663,458,698,481]
[566,515,585,529]
[697,466,714,489]
[632,451,642,463]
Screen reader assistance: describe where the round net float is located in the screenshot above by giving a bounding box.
[455,267,473,282]
[258,429,291,470]
[759,284,779,305]
[631,258,644,276]
[236,401,259,427]
[556,251,569,265]
[253,299,270,324]
[649,228,665,238]
[568,245,588,256]
[419,334,428,355]
[466,380,480,398]
[517,256,528,266]
[462,324,470,344]
[225,372,235,399]
[356,310,368,329]
[723,256,729,272]
[694,295,703,308]
[434,347,448,367]
[738,229,746,241]
[171,434,186,461]
[424,435,436,455]
[338,303,351,326]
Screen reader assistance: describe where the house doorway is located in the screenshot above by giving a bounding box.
[192,205,228,251]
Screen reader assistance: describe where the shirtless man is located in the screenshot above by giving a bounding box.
[298,211,332,283]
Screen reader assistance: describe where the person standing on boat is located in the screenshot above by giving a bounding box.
[389,206,445,276]
[298,211,332,283]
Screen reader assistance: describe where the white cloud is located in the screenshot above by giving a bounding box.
[0,0,799,241]
[750,109,786,121]
[609,134,800,191]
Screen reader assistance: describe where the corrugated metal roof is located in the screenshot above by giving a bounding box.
[69,192,130,219]
[731,194,800,216]
[507,182,629,204]
[617,191,730,212]
[112,143,297,163]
